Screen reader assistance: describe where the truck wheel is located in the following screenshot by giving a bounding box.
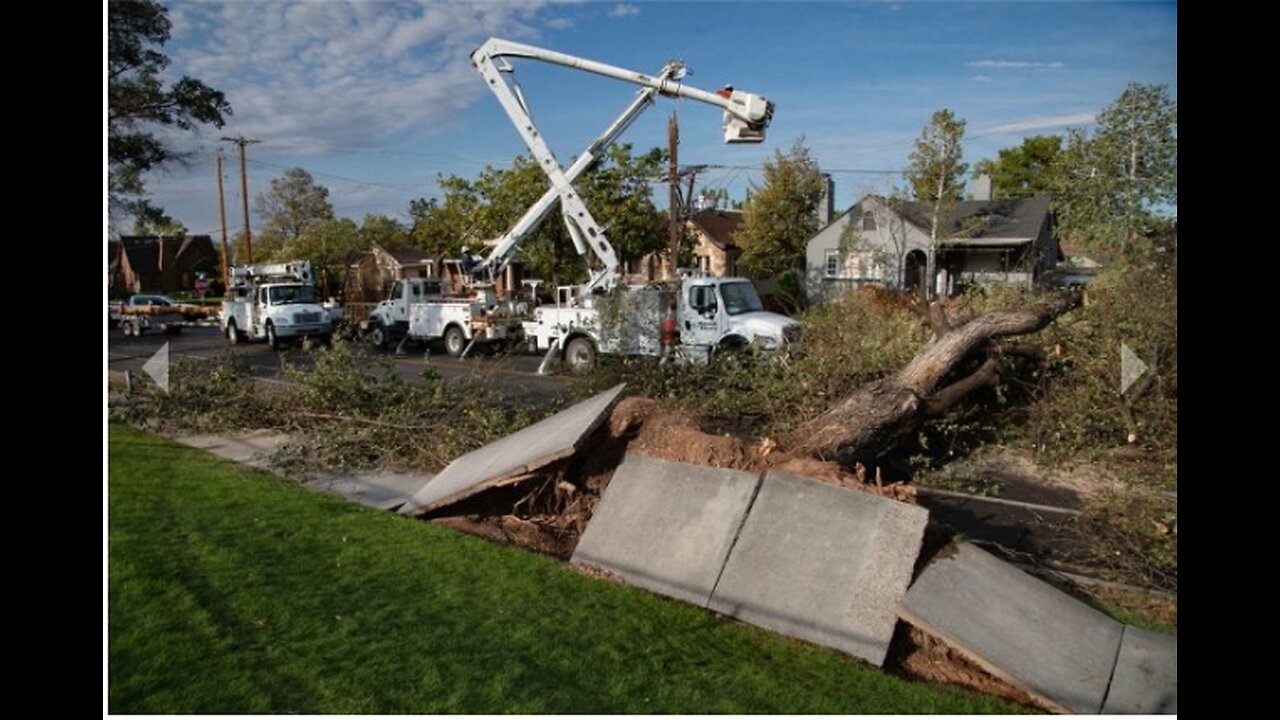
[226,320,242,345]
[564,336,597,374]
[266,322,280,351]
[369,321,389,350]
[444,325,466,357]
[122,320,135,338]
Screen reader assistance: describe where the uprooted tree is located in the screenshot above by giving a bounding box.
[780,292,1081,464]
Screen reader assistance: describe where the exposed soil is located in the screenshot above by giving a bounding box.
[887,625,1044,712]
[424,396,927,562]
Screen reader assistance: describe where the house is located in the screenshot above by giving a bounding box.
[805,194,1060,302]
[346,243,437,302]
[623,207,745,283]
[109,235,220,295]
[346,243,530,302]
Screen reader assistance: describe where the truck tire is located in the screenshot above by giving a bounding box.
[444,325,466,357]
[564,336,597,374]
[226,320,242,345]
[369,321,389,350]
[266,322,281,351]
[122,320,135,337]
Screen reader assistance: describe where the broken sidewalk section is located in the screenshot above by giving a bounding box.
[398,384,626,517]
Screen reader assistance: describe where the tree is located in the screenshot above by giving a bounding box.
[131,213,188,238]
[973,135,1062,199]
[410,145,664,286]
[108,0,231,221]
[1052,83,1177,252]
[904,109,967,296]
[737,140,825,277]
[781,293,1081,464]
[254,168,335,259]
[282,217,363,297]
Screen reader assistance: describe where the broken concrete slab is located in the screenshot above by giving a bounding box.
[571,453,761,607]
[898,542,1124,714]
[303,470,435,511]
[1103,625,1177,714]
[176,430,292,469]
[398,384,625,516]
[707,470,928,667]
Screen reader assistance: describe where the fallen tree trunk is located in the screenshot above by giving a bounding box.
[780,292,1081,464]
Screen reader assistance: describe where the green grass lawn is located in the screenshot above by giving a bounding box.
[108,424,1015,713]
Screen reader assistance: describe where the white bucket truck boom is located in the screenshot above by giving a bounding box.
[467,38,797,372]
[221,260,335,350]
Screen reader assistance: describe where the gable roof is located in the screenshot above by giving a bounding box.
[118,235,217,273]
[380,244,434,266]
[687,209,743,250]
[886,195,1052,246]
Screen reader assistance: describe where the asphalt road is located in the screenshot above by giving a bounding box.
[106,324,574,406]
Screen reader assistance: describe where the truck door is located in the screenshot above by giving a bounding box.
[255,287,269,332]
[389,281,409,324]
[681,282,723,347]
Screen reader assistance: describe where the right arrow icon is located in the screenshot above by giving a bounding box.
[1120,342,1148,394]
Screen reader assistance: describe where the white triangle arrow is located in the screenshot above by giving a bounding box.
[1120,342,1147,395]
[143,341,170,393]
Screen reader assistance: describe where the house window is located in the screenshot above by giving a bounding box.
[862,211,877,231]
[824,249,840,278]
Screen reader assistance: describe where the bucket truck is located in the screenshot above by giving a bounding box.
[220,260,335,350]
[466,38,799,372]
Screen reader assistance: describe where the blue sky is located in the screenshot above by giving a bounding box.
[130,0,1177,237]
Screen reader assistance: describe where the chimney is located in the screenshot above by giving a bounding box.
[818,173,835,227]
[971,173,993,201]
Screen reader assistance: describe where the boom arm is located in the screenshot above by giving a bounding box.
[471,37,774,296]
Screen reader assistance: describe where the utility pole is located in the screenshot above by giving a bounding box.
[667,113,680,279]
[222,136,260,264]
[215,150,230,289]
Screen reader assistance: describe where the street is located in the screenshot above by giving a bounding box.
[106,325,574,405]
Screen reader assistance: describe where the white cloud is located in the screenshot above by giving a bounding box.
[978,112,1096,136]
[545,17,574,30]
[971,75,993,83]
[966,60,1066,69]
[167,1,563,156]
[609,3,641,17]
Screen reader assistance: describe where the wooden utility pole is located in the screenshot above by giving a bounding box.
[222,136,259,264]
[667,113,680,279]
[215,150,230,288]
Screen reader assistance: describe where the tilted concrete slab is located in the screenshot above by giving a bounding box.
[707,470,929,667]
[898,542,1124,714]
[399,384,625,516]
[176,431,292,469]
[1103,625,1177,714]
[571,454,761,607]
[303,470,435,511]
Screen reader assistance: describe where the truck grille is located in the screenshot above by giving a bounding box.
[294,312,323,323]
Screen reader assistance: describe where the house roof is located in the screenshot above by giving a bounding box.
[118,235,217,273]
[687,209,744,250]
[889,195,1052,246]
[381,244,434,266]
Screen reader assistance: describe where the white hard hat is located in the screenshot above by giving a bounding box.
[461,246,470,253]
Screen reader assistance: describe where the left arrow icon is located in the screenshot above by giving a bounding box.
[143,341,170,393]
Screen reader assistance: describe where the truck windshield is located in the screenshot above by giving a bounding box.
[720,281,764,315]
[268,285,321,305]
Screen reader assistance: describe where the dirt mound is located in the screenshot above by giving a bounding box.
[428,395,917,561]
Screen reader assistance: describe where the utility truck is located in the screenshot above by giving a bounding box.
[463,38,798,372]
[220,260,335,350]
[362,276,523,356]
